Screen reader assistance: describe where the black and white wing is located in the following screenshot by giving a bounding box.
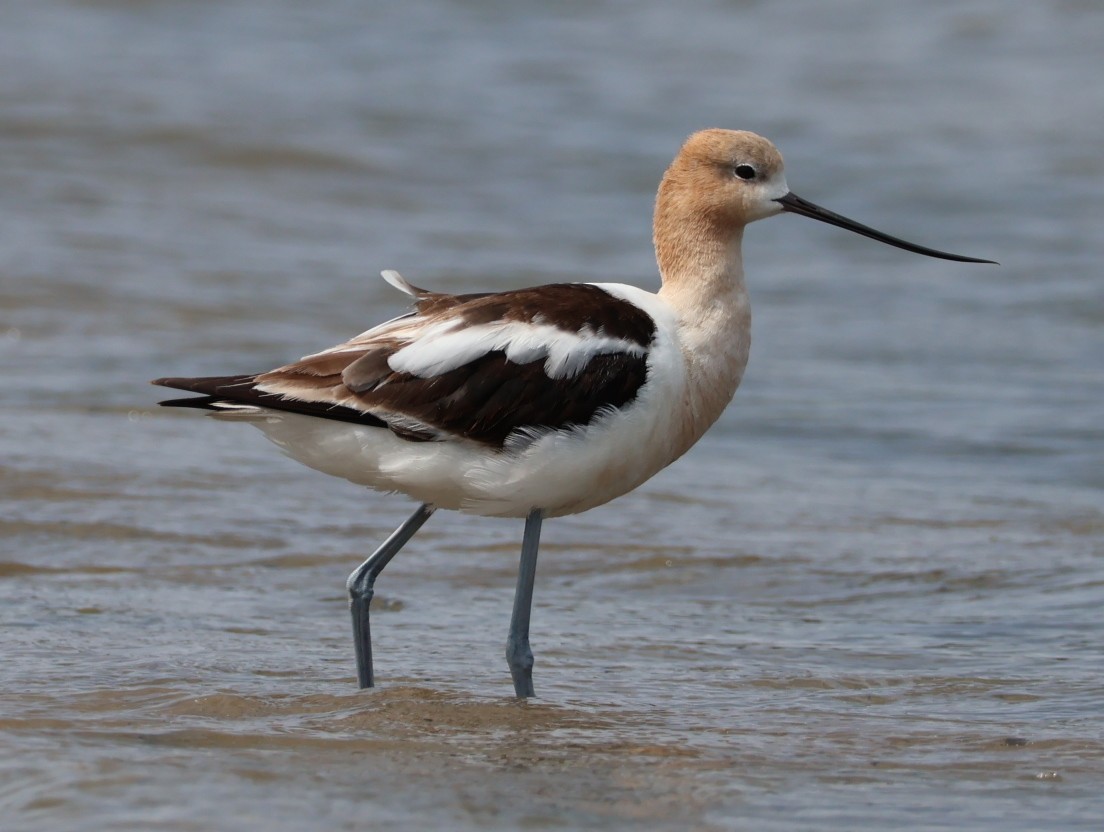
[154,276,658,449]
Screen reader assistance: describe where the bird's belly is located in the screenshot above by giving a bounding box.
[220,305,704,518]
[221,382,690,519]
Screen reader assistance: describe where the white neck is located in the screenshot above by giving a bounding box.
[655,227,752,455]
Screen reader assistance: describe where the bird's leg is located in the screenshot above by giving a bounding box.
[506,508,544,699]
[347,503,435,689]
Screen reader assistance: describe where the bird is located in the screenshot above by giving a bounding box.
[153,129,994,698]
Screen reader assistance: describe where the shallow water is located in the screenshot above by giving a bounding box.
[2,1,1103,829]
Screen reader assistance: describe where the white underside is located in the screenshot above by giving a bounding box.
[216,285,693,518]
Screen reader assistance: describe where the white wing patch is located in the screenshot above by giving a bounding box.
[387,320,647,380]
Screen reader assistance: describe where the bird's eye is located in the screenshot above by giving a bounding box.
[734,164,757,180]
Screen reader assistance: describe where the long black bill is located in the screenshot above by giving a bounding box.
[775,192,997,264]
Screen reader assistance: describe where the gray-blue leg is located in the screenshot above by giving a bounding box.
[347,503,435,689]
[506,509,544,698]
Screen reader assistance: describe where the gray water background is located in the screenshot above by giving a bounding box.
[1,1,1102,829]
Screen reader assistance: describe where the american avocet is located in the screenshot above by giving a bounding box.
[154,129,994,698]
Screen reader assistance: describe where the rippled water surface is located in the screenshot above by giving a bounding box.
[2,1,1103,829]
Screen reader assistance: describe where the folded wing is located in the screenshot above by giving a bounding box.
[154,281,658,449]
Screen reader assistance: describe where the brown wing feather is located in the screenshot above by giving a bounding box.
[155,283,657,448]
[152,374,390,428]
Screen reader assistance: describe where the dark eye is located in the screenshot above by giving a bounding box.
[734,164,757,180]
